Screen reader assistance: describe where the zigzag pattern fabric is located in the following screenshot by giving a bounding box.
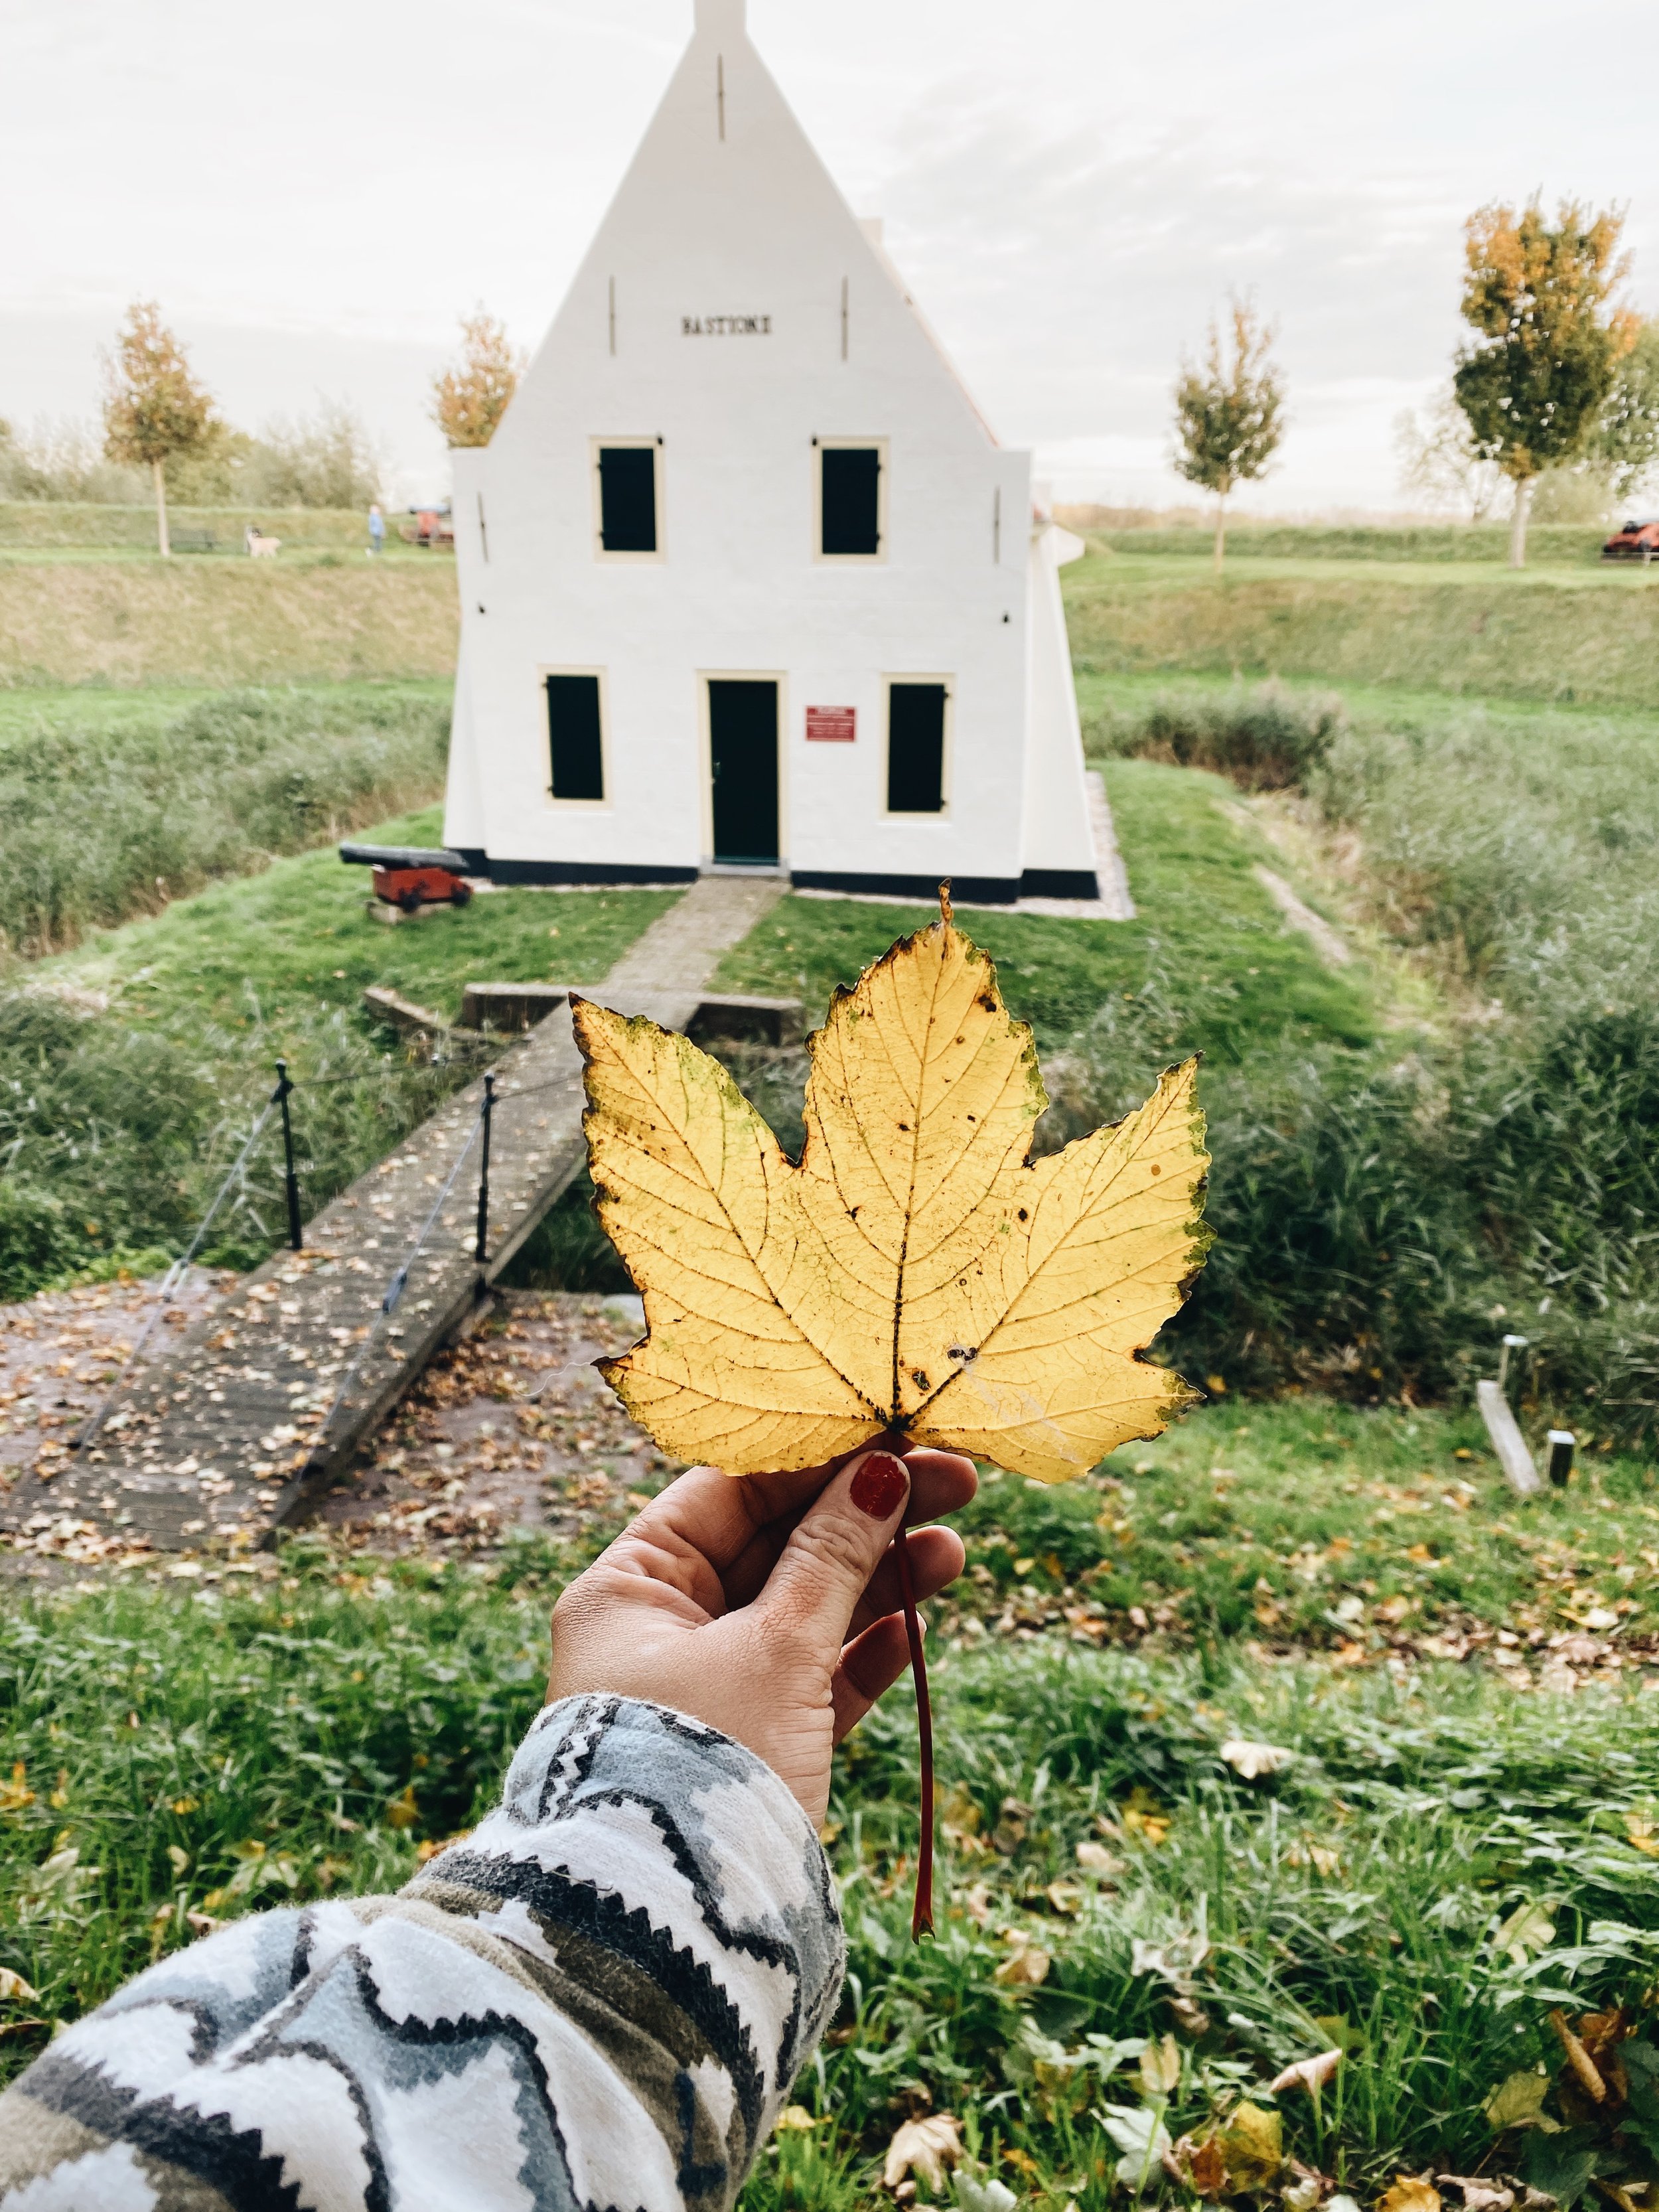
[0,1696,845,2211]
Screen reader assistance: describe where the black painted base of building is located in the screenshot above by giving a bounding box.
[456,856,1103,905]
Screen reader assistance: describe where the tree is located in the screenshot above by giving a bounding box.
[1173,299,1285,571]
[249,400,386,508]
[1586,317,1659,508]
[101,301,216,556]
[1452,198,1634,567]
[1394,388,1506,520]
[430,311,524,449]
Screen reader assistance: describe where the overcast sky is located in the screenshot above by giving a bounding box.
[3,0,1655,509]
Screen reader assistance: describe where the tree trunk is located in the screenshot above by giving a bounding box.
[1508,476,1534,570]
[153,457,171,559]
[1213,493,1228,573]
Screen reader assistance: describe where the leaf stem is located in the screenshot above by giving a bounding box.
[891,1519,934,1941]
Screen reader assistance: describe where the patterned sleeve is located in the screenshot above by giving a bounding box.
[0,1696,847,2212]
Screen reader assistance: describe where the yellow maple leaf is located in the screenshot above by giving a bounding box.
[1218,2102,1283,2191]
[575,899,1210,1481]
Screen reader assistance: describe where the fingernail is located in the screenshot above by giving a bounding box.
[850,1450,908,1521]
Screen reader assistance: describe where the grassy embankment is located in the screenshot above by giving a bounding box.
[1064,550,1659,708]
[0,502,413,552]
[0,557,459,686]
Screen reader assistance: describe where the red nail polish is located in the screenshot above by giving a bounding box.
[851,1451,908,1520]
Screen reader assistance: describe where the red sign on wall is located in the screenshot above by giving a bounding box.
[806,705,857,743]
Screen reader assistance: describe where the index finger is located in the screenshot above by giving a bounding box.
[627,1443,974,1606]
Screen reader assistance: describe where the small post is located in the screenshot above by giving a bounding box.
[474,1073,495,1266]
[1547,1430,1577,1488]
[276,1061,303,1252]
[1498,1333,1528,1396]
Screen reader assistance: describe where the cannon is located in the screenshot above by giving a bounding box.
[339,842,474,913]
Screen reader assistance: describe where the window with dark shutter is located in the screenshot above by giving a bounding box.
[546,674,606,800]
[597,445,658,553]
[820,445,882,555]
[887,682,948,814]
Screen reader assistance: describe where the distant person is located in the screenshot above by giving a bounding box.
[367,502,386,556]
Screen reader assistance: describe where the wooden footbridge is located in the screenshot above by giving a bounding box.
[0,881,789,1554]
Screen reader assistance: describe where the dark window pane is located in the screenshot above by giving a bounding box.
[599,446,657,552]
[547,675,605,800]
[821,447,881,555]
[887,683,947,814]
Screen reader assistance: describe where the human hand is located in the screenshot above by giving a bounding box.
[548,1443,978,1826]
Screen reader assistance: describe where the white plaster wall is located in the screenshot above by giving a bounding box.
[1020,522,1098,877]
[448,0,1052,888]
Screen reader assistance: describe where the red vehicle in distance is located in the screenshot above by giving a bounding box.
[400,504,455,550]
[1601,516,1659,562]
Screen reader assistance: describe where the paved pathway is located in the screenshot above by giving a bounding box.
[0,879,782,1556]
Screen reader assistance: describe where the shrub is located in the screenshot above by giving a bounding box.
[1090,682,1346,790]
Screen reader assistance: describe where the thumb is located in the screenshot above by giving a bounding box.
[757,1448,911,1662]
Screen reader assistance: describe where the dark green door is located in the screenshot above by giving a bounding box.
[708,679,779,865]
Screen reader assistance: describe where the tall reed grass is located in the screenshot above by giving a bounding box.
[1090,688,1659,1438]
[0,686,449,958]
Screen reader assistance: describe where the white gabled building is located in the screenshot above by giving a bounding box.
[442,0,1102,905]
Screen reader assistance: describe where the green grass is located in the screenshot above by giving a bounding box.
[1077,522,1613,565]
[40,802,674,1033]
[715,759,1381,1068]
[1062,553,1659,708]
[7,1408,1659,2208]
[954,1394,1659,1651]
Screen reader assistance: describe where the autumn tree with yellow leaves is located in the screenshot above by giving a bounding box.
[1173,299,1286,571]
[1453,198,1636,567]
[101,302,217,557]
[430,311,524,449]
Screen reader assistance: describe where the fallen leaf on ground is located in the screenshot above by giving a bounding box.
[884,2113,964,2191]
[1376,2180,1441,2212]
[994,1941,1052,1988]
[1495,1902,1556,1964]
[774,2106,818,2132]
[1269,2049,1343,2098]
[0,1968,39,2003]
[1131,1933,1211,1986]
[1184,2138,1228,2196]
[1076,1840,1121,1874]
[955,2175,1019,2212]
[1484,2072,1550,2131]
[1218,2102,1283,2191]
[1103,2104,1175,2192]
[575,896,1210,1481]
[1437,2179,1515,2212]
[1139,2032,1182,2097]
[1220,1739,1295,1779]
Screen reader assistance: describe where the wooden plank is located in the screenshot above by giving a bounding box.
[1477,1379,1544,1497]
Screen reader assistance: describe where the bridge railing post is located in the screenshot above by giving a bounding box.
[475,1073,495,1267]
[276,1061,303,1252]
